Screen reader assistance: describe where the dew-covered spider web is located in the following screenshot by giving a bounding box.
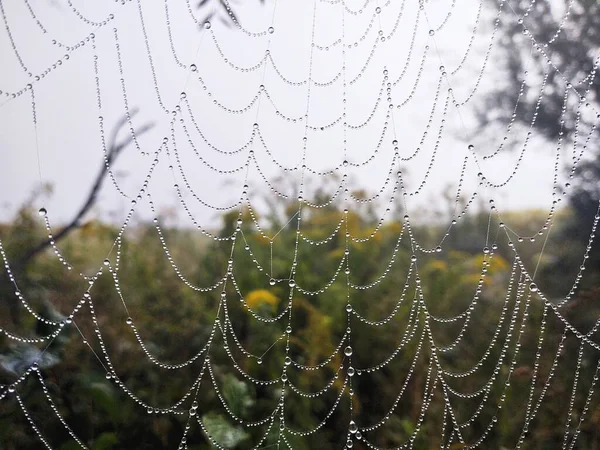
[1,0,600,448]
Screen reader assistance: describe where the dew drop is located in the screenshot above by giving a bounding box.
[38,207,47,217]
[349,420,358,433]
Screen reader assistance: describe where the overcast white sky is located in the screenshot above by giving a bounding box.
[0,0,565,228]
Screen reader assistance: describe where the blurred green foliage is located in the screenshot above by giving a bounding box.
[0,185,599,449]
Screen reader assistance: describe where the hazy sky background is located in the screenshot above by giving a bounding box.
[0,0,565,229]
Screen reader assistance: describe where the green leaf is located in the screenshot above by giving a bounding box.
[92,432,118,450]
[87,381,121,423]
[221,374,254,418]
[202,413,249,448]
[59,440,86,450]
[0,342,59,375]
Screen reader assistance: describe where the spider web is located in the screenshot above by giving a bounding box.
[0,0,599,448]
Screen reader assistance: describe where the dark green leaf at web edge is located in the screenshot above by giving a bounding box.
[91,432,119,450]
[59,440,86,450]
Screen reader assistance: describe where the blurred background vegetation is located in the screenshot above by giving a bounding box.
[1,170,599,449]
[2,0,600,449]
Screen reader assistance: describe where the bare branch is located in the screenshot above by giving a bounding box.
[16,112,155,267]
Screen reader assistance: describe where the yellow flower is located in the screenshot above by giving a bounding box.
[245,289,280,309]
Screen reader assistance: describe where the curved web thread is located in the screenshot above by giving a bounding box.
[0,0,599,448]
